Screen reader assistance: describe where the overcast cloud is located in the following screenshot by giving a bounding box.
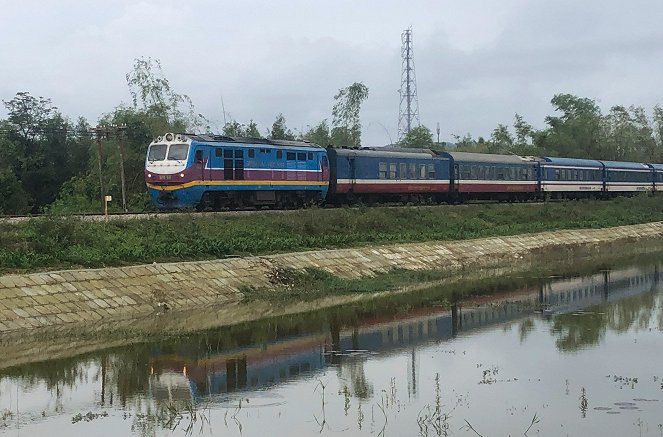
[1,0,662,145]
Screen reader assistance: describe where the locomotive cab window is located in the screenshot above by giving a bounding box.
[147,144,167,161]
[215,148,223,157]
[297,152,306,160]
[167,144,189,161]
[248,149,255,158]
[307,152,313,160]
[224,149,233,158]
[287,152,296,160]
[277,150,283,159]
[195,150,203,163]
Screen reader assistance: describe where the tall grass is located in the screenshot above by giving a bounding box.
[2,195,663,273]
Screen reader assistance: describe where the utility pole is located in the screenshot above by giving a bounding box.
[398,27,420,141]
[436,122,440,146]
[93,127,106,214]
[117,125,128,212]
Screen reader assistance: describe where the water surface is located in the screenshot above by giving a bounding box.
[1,265,663,436]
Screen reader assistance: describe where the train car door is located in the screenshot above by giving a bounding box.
[349,154,357,191]
[194,147,210,181]
[321,155,329,182]
[223,148,234,180]
[452,163,460,193]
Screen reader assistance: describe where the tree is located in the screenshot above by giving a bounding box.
[513,114,534,147]
[399,125,434,149]
[541,93,603,158]
[126,57,208,133]
[331,82,369,147]
[302,120,331,146]
[269,113,294,140]
[222,120,262,138]
[3,92,57,143]
[488,124,513,153]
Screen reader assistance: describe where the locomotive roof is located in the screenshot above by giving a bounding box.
[441,151,531,164]
[186,133,325,149]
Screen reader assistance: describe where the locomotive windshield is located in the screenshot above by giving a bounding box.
[167,144,189,161]
[147,144,167,161]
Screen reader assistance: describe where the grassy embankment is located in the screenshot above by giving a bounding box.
[1,195,663,274]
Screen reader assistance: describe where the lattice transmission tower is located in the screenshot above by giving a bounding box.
[398,27,420,141]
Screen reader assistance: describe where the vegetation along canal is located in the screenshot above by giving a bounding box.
[2,255,663,436]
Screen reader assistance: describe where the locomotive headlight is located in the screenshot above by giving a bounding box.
[165,133,174,142]
[147,173,152,178]
[180,173,185,178]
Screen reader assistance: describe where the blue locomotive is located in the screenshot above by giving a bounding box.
[145,133,663,209]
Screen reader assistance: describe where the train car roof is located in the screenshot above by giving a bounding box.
[542,157,604,168]
[440,151,531,164]
[186,133,325,149]
[599,160,651,170]
[330,147,437,159]
[648,163,663,171]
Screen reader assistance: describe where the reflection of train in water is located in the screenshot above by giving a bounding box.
[148,265,661,402]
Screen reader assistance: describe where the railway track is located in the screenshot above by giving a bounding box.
[0,201,552,224]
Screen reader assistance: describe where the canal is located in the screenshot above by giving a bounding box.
[1,263,662,436]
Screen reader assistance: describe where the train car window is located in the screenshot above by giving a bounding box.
[260,148,266,153]
[277,150,283,159]
[399,163,407,179]
[297,152,306,160]
[287,152,296,160]
[248,149,255,158]
[460,165,470,179]
[389,163,397,179]
[379,162,387,179]
[573,170,579,180]
[235,149,244,158]
[307,152,313,160]
[224,149,233,158]
[419,164,426,179]
[555,169,560,180]
[470,165,477,179]
[509,167,516,180]
[489,166,496,180]
[496,167,505,180]
[427,163,435,179]
[215,148,223,157]
[520,168,527,180]
[528,168,534,180]
[408,163,417,179]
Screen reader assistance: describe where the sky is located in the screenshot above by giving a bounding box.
[1,0,663,146]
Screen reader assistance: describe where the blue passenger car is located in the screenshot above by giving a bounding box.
[648,163,663,192]
[327,147,451,203]
[540,157,604,197]
[599,160,653,193]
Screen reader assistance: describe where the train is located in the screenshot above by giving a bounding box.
[144,133,663,209]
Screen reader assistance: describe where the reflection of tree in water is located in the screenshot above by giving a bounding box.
[334,327,373,400]
[550,291,659,352]
[605,290,656,333]
[518,318,535,344]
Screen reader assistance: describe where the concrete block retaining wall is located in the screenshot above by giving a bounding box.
[1,222,663,334]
